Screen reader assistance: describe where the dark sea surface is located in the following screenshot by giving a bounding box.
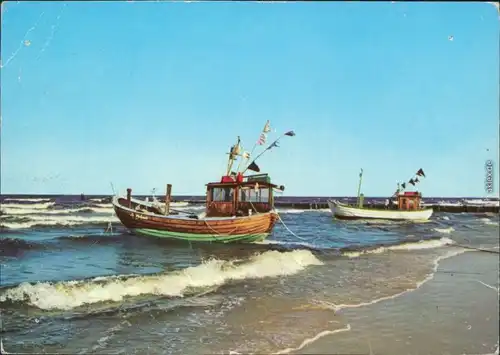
[0,196,498,354]
[0,194,494,204]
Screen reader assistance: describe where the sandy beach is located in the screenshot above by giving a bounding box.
[298,249,499,355]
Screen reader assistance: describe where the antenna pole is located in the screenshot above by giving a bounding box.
[356,168,363,206]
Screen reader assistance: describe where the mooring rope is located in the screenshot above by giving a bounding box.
[202,220,239,237]
[274,211,308,241]
[248,199,308,242]
[267,189,309,242]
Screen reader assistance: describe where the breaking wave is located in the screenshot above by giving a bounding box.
[0,250,322,310]
[3,198,52,203]
[1,206,113,215]
[1,202,55,210]
[340,237,454,258]
[1,215,118,229]
[254,236,454,258]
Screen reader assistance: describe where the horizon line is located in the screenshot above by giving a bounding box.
[0,193,498,199]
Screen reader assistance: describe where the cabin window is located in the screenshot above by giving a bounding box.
[211,187,234,202]
[240,187,270,203]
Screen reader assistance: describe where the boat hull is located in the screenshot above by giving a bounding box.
[112,196,277,243]
[328,200,433,221]
[132,228,268,243]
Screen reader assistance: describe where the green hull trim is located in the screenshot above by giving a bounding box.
[132,228,269,244]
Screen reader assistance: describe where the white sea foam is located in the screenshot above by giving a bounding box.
[343,237,455,258]
[0,250,323,310]
[479,218,499,226]
[256,237,455,258]
[90,320,132,352]
[3,198,52,202]
[88,198,108,202]
[276,209,306,214]
[0,201,207,229]
[313,248,466,314]
[272,248,467,355]
[237,241,462,355]
[0,214,118,229]
[1,206,113,215]
[1,202,55,210]
[273,324,352,354]
[93,203,113,208]
[432,227,455,234]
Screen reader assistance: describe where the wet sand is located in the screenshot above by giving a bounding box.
[297,250,499,355]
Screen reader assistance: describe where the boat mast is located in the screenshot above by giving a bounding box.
[226,136,241,176]
[356,168,363,206]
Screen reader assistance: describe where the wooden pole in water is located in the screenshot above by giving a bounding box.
[126,188,132,208]
[356,169,363,207]
[165,184,172,215]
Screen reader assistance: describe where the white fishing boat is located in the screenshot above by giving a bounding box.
[328,200,433,221]
[328,168,433,221]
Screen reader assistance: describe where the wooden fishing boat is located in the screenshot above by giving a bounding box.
[113,129,295,243]
[328,169,433,221]
[112,176,283,243]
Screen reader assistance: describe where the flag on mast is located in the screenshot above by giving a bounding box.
[267,141,279,150]
[263,120,271,133]
[247,161,260,172]
[257,120,271,145]
[257,133,267,145]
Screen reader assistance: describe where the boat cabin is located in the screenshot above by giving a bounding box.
[205,173,284,217]
[397,191,422,210]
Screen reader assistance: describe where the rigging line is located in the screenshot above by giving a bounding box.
[1,11,46,69]
[242,133,284,174]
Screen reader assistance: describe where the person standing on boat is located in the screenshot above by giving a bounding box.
[385,198,390,209]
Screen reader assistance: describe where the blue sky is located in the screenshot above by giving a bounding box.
[1,1,498,197]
